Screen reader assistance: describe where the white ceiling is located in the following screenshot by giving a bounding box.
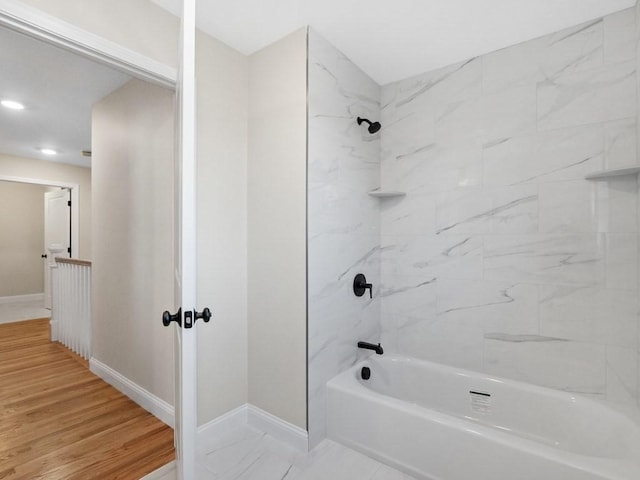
[1,0,636,169]
[0,27,132,168]
[153,0,636,85]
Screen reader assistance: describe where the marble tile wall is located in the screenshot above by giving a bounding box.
[307,29,381,448]
[380,7,640,409]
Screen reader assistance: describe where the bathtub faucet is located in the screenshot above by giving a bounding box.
[358,341,384,355]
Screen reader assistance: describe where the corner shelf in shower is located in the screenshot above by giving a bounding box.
[584,166,640,180]
[367,189,406,198]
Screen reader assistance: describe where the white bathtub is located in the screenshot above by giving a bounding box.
[326,354,640,480]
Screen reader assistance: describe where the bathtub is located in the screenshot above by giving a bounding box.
[326,354,640,480]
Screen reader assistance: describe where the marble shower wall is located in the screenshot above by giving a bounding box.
[380,8,640,408]
[307,29,381,447]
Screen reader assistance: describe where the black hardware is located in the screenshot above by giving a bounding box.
[358,341,384,355]
[353,273,372,299]
[41,254,48,259]
[356,117,382,134]
[162,307,212,329]
[361,366,371,380]
[67,200,71,207]
[184,310,193,328]
[162,308,182,327]
[194,307,212,324]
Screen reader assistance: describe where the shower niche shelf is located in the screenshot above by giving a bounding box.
[367,189,406,198]
[585,166,640,180]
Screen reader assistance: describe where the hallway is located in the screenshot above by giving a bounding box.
[0,318,174,479]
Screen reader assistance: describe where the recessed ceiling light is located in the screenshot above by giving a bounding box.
[1,99,25,110]
[40,148,57,155]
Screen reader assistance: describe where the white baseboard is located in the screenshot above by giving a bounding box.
[247,405,309,453]
[197,403,308,453]
[89,357,174,428]
[0,293,44,304]
[139,460,175,480]
[85,360,308,454]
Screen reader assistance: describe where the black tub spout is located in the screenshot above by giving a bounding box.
[358,341,383,355]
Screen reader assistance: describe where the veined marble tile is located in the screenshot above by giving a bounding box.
[604,8,636,64]
[435,85,536,144]
[381,234,483,281]
[604,118,638,169]
[436,279,539,335]
[596,177,638,233]
[380,108,435,168]
[539,18,603,79]
[388,58,482,114]
[483,125,604,186]
[539,285,638,349]
[435,185,538,235]
[308,184,380,238]
[308,29,380,106]
[606,346,638,406]
[482,37,543,94]
[538,180,596,233]
[605,233,638,290]
[484,234,605,286]
[484,337,606,396]
[383,140,482,194]
[538,60,636,132]
[396,316,484,370]
[380,193,436,237]
[381,274,437,320]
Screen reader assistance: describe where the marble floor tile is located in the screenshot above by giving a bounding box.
[150,425,418,480]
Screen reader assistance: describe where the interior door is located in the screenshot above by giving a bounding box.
[43,188,70,309]
[173,0,197,478]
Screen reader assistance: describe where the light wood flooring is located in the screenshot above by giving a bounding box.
[0,318,175,479]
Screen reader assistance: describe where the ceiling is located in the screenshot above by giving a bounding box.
[0,0,635,169]
[0,26,131,168]
[152,0,636,85]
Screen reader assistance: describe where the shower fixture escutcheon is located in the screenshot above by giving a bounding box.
[353,273,372,298]
[357,117,382,134]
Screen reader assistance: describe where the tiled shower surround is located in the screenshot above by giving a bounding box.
[307,29,381,448]
[380,8,639,407]
[308,7,640,446]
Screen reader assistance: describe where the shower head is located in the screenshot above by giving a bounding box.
[357,117,381,134]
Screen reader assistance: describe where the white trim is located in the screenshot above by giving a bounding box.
[196,404,309,454]
[196,404,248,454]
[0,175,81,258]
[139,461,176,480]
[0,293,44,304]
[89,357,175,428]
[247,405,309,453]
[0,0,176,88]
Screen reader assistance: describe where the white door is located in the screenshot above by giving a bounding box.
[43,188,70,309]
[167,0,198,478]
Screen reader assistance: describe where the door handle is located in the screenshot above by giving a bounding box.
[41,254,48,259]
[162,307,212,328]
[194,308,212,324]
[162,308,182,327]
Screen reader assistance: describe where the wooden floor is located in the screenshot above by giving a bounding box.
[0,319,175,479]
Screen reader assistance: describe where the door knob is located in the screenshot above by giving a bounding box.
[162,308,182,327]
[194,307,212,324]
[41,254,48,259]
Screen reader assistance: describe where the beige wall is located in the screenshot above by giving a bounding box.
[0,181,46,296]
[195,31,249,424]
[0,154,92,258]
[92,78,175,404]
[247,28,308,429]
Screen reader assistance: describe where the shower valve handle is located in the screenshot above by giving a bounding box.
[353,273,372,299]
